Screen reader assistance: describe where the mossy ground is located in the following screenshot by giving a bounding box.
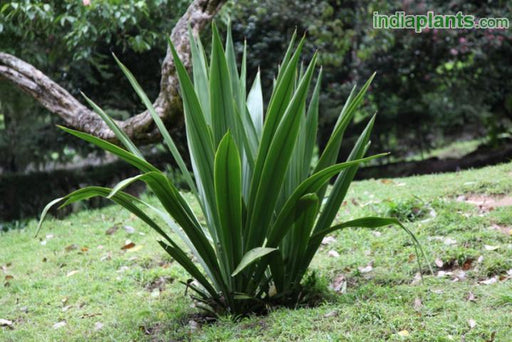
[1,162,512,341]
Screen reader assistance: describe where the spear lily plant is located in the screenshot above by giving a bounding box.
[38,24,428,317]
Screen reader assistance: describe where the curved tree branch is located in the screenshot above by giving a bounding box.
[0,0,226,144]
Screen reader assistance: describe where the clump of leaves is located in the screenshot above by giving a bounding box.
[38,23,428,317]
[383,196,430,222]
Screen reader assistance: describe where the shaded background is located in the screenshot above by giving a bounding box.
[1,0,511,223]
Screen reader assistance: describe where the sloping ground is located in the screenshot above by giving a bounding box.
[358,140,512,179]
[1,163,512,341]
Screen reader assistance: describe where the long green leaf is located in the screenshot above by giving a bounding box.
[225,19,242,116]
[246,53,317,249]
[282,193,319,285]
[214,132,243,274]
[168,37,218,241]
[105,171,224,286]
[247,70,263,138]
[80,92,144,159]
[112,53,197,195]
[38,186,174,247]
[188,28,211,124]
[58,126,158,173]
[210,23,236,146]
[302,68,322,179]
[158,241,219,300]
[35,197,65,237]
[313,114,377,235]
[314,73,376,174]
[249,193,319,294]
[255,36,305,167]
[276,30,298,83]
[266,153,387,247]
[305,217,434,278]
[232,247,277,277]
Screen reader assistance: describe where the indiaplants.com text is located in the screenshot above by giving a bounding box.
[373,11,510,33]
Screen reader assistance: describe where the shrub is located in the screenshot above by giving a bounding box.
[38,23,427,317]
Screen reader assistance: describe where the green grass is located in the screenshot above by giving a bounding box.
[408,138,483,161]
[2,162,512,341]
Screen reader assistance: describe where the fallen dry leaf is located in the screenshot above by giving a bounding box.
[100,252,112,261]
[323,310,338,318]
[411,272,422,285]
[321,236,336,245]
[479,277,498,285]
[452,270,466,282]
[467,292,476,302]
[484,245,499,251]
[468,319,476,329]
[435,258,444,268]
[462,259,474,271]
[408,254,416,263]
[123,225,135,234]
[126,245,143,253]
[380,179,394,184]
[0,319,13,329]
[358,264,373,273]
[94,322,104,331]
[328,250,340,258]
[397,330,410,337]
[105,225,119,235]
[117,266,130,273]
[80,247,89,252]
[53,321,66,329]
[330,274,347,293]
[66,270,79,277]
[444,237,457,245]
[413,298,422,311]
[188,320,200,331]
[65,244,79,252]
[121,242,136,250]
[5,275,13,281]
[81,313,102,318]
[437,271,453,278]
[62,305,73,312]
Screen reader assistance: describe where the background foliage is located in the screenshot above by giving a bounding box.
[224,0,512,157]
[0,0,188,172]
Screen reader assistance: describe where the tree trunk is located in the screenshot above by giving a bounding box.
[0,0,226,145]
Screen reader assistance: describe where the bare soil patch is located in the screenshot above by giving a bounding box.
[458,194,512,212]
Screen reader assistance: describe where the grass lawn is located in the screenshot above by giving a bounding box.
[1,162,512,341]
